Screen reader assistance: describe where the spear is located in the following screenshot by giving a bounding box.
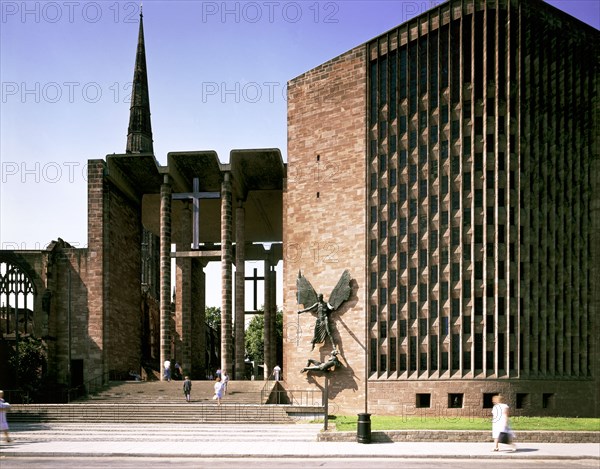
[296,270,301,346]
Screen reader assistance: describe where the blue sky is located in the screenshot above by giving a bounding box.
[1,0,598,306]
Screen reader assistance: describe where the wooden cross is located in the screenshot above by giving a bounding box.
[172,178,220,250]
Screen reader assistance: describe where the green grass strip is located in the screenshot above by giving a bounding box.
[328,415,600,432]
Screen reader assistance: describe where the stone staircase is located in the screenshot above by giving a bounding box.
[7,379,307,424]
[6,422,324,444]
[86,379,269,404]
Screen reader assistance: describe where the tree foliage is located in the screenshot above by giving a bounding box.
[7,336,47,400]
[205,306,221,330]
[245,310,283,365]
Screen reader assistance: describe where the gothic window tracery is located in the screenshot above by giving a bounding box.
[0,261,35,337]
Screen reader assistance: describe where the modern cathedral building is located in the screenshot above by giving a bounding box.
[0,0,597,418]
[284,0,598,417]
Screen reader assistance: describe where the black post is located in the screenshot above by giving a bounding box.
[323,374,329,430]
[357,412,371,443]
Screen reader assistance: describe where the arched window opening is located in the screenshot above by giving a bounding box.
[0,261,35,338]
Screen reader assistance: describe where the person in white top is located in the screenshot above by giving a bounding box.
[221,372,229,395]
[213,377,224,406]
[491,394,516,452]
[163,359,171,381]
[272,365,281,381]
[0,390,12,443]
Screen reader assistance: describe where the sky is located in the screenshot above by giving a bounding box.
[1,0,598,307]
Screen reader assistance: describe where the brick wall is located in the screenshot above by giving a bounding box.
[87,159,142,380]
[284,44,368,414]
[106,180,142,373]
[282,28,599,418]
[86,160,108,380]
[366,379,598,418]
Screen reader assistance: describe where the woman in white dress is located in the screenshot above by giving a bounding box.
[0,390,12,443]
[491,394,516,452]
[213,377,224,406]
[221,372,229,395]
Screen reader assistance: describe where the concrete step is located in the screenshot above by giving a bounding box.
[8,403,294,424]
[6,380,325,425]
[81,380,273,405]
[7,422,323,443]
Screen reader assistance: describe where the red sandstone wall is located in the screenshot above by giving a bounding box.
[87,160,142,380]
[86,160,108,380]
[284,45,368,414]
[106,182,142,373]
[52,250,92,383]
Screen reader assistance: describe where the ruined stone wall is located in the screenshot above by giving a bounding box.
[87,159,142,381]
[86,160,109,380]
[105,173,143,374]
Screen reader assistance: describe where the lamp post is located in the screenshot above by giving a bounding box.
[357,306,371,444]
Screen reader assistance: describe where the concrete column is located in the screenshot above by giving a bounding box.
[269,263,277,371]
[221,172,233,376]
[160,175,172,381]
[176,202,192,376]
[235,201,246,379]
[263,258,272,379]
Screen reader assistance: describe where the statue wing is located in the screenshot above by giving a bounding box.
[328,270,352,310]
[296,271,318,308]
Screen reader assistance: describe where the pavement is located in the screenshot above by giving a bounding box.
[1,423,599,460]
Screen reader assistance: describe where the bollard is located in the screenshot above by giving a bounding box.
[357,412,371,444]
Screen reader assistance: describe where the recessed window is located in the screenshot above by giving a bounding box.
[416,393,431,408]
[441,316,449,335]
[419,318,427,335]
[543,393,554,409]
[483,393,498,409]
[516,393,528,409]
[449,393,463,408]
[463,316,471,334]
[379,320,387,339]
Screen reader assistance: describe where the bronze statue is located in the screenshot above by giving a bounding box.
[301,350,341,373]
[297,270,351,350]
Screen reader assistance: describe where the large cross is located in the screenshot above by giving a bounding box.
[245,268,264,312]
[172,178,220,249]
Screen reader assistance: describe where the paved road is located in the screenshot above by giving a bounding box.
[2,457,599,469]
[1,422,598,468]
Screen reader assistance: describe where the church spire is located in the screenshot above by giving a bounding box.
[126,9,154,154]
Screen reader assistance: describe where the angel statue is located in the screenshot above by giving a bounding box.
[296,270,352,351]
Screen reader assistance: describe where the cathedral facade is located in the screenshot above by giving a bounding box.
[283,0,599,417]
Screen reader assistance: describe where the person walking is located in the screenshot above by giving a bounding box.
[221,371,229,395]
[174,362,183,380]
[272,364,282,381]
[491,394,516,452]
[183,376,192,402]
[163,359,171,381]
[0,390,12,443]
[213,377,224,406]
